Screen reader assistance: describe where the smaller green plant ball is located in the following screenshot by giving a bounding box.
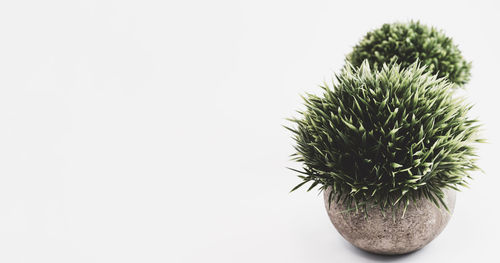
[287,61,482,214]
[346,21,471,86]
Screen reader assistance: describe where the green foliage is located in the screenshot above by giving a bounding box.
[346,21,471,86]
[287,61,482,214]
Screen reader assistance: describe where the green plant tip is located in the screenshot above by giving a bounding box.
[346,21,471,87]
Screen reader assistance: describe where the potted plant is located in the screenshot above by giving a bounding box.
[346,21,471,87]
[287,61,483,255]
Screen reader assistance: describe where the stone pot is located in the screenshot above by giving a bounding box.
[323,188,456,255]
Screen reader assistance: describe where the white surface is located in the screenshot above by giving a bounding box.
[0,0,498,262]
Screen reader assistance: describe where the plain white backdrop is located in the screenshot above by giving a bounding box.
[0,0,498,262]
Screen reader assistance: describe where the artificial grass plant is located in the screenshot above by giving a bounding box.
[346,21,471,87]
[287,61,482,215]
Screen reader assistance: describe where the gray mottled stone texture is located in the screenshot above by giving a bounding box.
[323,188,456,255]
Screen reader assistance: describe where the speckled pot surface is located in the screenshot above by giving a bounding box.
[323,188,456,255]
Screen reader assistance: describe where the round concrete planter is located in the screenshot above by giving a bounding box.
[323,188,456,255]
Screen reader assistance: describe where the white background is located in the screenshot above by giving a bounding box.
[0,0,498,262]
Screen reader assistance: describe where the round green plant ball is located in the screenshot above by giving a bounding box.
[288,61,482,213]
[346,21,471,87]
